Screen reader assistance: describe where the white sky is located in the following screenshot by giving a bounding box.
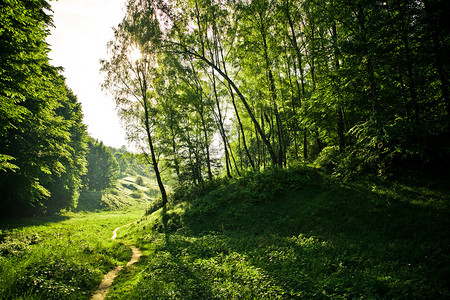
[46,0,128,149]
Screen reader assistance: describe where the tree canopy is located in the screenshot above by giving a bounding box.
[102,0,449,185]
[2,0,449,215]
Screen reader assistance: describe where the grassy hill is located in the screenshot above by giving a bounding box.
[76,174,160,212]
[110,167,450,299]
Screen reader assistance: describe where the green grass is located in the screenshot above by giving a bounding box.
[2,168,448,299]
[77,175,159,212]
[0,209,144,299]
[108,167,450,299]
[0,171,159,299]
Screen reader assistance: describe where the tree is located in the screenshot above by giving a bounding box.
[82,138,119,191]
[0,0,91,216]
[109,0,450,179]
[101,0,169,205]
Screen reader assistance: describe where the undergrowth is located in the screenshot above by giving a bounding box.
[109,166,450,299]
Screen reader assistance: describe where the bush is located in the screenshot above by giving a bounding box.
[170,177,229,205]
[131,190,142,199]
[135,176,144,186]
[314,146,340,171]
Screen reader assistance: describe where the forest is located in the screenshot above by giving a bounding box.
[0,0,150,216]
[1,0,449,215]
[100,0,450,202]
[1,0,450,299]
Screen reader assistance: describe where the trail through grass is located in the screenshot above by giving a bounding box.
[91,224,142,300]
[0,208,144,299]
[2,168,449,299]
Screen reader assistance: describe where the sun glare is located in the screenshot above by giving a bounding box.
[129,47,142,62]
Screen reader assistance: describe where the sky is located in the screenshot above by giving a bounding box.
[46,0,128,149]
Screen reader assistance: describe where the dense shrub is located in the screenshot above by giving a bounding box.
[135,176,144,186]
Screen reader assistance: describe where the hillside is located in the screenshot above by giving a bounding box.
[76,175,160,212]
[110,167,450,299]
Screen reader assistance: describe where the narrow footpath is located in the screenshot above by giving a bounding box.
[91,226,142,300]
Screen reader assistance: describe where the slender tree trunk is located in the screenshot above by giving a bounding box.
[254,102,261,169]
[219,47,256,171]
[135,62,168,206]
[179,46,279,166]
[423,0,450,121]
[260,13,284,167]
[357,4,380,127]
[261,112,267,168]
[230,87,255,170]
[143,97,168,206]
[285,0,306,100]
[332,23,346,153]
[285,49,299,159]
[303,128,308,161]
[238,129,243,169]
[226,134,241,176]
[200,112,213,180]
[401,25,420,122]
[188,59,212,180]
[170,125,180,177]
[211,67,232,178]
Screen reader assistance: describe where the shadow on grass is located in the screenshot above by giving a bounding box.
[112,171,450,299]
[0,214,70,230]
[170,173,450,298]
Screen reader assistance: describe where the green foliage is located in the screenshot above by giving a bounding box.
[135,176,144,186]
[0,0,88,216]
[170,177,230,205]
[83,138,119,191]
[110,0,450,179]
[131,189,143,199]
[0,210,141,299]
[144,197,165,217]
[110,167,450,299]
[171,167,317,209]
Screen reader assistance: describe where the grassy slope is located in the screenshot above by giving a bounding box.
[77,175,159,212]
[0,173,157,299]
[110,168,450,299]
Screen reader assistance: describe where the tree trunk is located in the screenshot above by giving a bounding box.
[303,128,308,161]
[357,4,380,127]
[229,87,255,170]
[200,112,213,180]
[219,46,256,171]
[260,13,284,167]
[332,23,346,153]
[423,0,450,121]
[179,47,279,166]
[143,97,168,206]
[211,67,232,178]
[170,125,180,176]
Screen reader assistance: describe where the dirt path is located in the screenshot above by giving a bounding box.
[90,226,142,300]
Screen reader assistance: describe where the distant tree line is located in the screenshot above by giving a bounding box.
[110,146,156,178]
[101,0,449,201]
[0,1,121,216]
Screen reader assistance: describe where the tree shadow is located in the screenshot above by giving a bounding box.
[174,173,450,298]
[0,214,70,231]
